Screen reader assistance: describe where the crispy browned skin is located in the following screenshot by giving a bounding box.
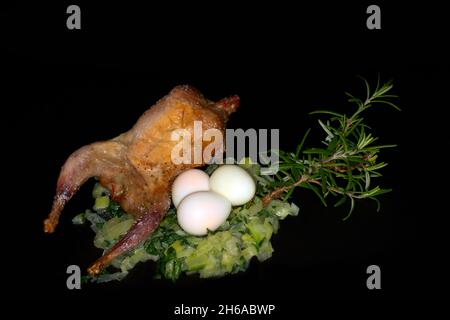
[43,86,239,275]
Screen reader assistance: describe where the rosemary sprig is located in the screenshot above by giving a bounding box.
[261,77,400,220]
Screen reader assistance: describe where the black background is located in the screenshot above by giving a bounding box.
[1,1,448,307]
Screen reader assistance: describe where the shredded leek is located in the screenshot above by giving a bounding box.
[77,162,299,283]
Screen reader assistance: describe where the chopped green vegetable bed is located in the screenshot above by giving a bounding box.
[75,163,298,283]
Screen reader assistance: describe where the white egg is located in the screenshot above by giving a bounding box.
[209,164,256,206]
[177,191,231,236]
[172,169,210,207]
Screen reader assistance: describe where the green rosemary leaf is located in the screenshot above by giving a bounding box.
[309,110,344,117]
[295,128,311,157]
[342,196,355,221]
[371,100,402,111]
[369,196,382,212]
[334,196,347,208]
[303,148,328,155]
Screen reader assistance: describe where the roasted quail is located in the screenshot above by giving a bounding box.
[44,86,239,275]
